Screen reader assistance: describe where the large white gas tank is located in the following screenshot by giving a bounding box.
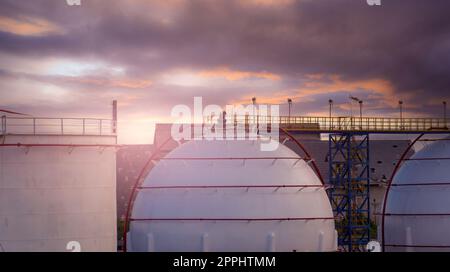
[383,137,450,252]
[128,139,337,252]
[0,134,117,252]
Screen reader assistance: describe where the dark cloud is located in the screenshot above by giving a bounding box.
[0,0,449,118]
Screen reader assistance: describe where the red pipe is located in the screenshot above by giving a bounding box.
[392,182,450,187]
[402,157,450,161]
[130,217,335,222]
[122,136,175,252]
[158,156,306,160]
[385,244,450,248]
[279,128,324,184]
[381,133,424,252]
[384,213,450,217]
[138,184,325,189]
[0,143,121,148]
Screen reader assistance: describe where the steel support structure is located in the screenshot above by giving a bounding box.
[328,132,370,251]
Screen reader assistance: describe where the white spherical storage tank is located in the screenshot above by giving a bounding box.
[128,139,337,252]
[0,134,117,252]
[383,137,450,252]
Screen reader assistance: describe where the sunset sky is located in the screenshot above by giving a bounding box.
[0,0,449,143]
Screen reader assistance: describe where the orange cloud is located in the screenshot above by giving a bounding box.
[199,67,281,81]
[230,75,409,116]
[110,79,153,89]
[0,16,63,36]
[302,75,393,96]
[301,75,420,111]
[63,76,152,89]
[232,91,295,106]
[240,0,295,6]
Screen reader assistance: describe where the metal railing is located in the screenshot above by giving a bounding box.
[0,116,116,136]
[225,115,450,132]
[3,115,446,136]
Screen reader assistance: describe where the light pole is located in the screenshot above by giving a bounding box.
[349,96,360,129]
[359,100,363,118]
[112,100,117,134]
[444,101,447,128]
[252,97,256,125]
[359,100,363,129]
[399,100,403,130]
[288,98,292,125]
[329,99,333,129]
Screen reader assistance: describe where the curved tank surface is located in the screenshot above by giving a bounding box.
[128,139,337,252]
[383,137,450,252]
[0,135,117,252]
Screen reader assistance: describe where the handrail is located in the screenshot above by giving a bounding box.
[220,115,450,132]
[1,116,116,136]
[3,115,447,136]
